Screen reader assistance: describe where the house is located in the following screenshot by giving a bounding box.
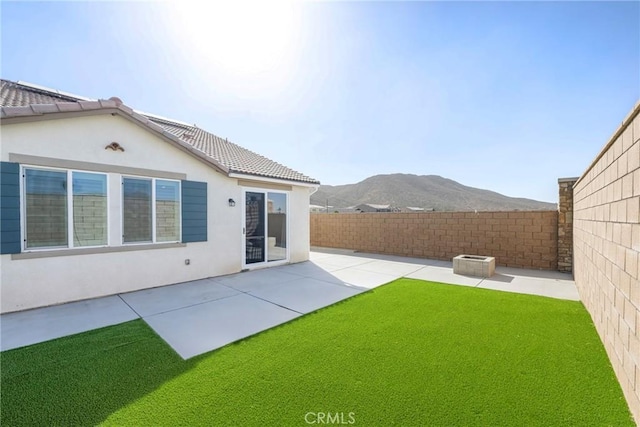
[403,207,435,212]
[354,203,399,213]
[309,204,327,213]
[0,79,319,313]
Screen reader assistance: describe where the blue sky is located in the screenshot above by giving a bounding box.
[2,1,638,203]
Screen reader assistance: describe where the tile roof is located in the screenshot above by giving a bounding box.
[0,79,319,184]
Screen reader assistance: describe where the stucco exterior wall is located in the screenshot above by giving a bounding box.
[573,102,640,421]
[0,114,311,313]
[290,185,311,263]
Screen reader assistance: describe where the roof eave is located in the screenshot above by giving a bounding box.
[228,171,320,187]
[1,101,230,176]
[1,99,320,186]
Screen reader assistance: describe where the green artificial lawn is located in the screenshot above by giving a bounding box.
[1,279,634,426]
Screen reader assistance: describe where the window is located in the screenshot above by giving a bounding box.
[25,169,68,248]
[73,172,108,247]
[156,180,180,242]
[123,178,152,243]
[123,177,180,244]
[24,168,107,249]
[22,167,184,251]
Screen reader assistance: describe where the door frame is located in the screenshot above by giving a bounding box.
[241,187,290,269]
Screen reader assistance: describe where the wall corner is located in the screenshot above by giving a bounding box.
[557,177,579,273]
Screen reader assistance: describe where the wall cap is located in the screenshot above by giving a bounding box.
[558,177,580,183]
[575,100,640,187]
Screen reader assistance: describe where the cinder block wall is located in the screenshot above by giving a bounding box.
[311,211,558,269]
[573,101,640,420]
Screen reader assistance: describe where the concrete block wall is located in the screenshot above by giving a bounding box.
[573,101,640,421]
[311,211,558,270]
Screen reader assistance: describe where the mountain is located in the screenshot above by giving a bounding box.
[311,174,556,212]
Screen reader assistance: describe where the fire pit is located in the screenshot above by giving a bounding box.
[453,255,495,278]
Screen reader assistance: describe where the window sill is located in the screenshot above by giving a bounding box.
[11,242,187,260]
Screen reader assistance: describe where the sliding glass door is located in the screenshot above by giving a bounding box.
[245,192,265,264]
[267,192,287,262]
[244,189,288,267]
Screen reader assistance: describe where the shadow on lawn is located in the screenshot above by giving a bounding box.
[0,320,195,426]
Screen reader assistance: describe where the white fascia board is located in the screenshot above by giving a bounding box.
[228,172,319,188]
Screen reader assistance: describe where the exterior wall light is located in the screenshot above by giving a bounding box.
[228,198,236,207]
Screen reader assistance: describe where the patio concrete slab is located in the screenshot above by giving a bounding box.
[346,252,450,267]
[353,259,425,276]
[247,277,364,314]
[309,260,351,272]
[277,261,347,285]
[309,250,338,261]
[213,269,301,292]
[119,278,241,317]
[310,248,454,267]
[405,266,485,287]
[312,254,377,269]
[0,295,138,351]
[478,273,580,301]
[143,293,301,359]
[492,266,575,281]
[330,268,400,289]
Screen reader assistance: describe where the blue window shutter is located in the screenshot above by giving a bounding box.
[1,162,21,254]
[181,180,207,243]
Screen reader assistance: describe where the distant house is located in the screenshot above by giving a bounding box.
[309,204,326,213]
[336,207,357,213]
[403,207,435,212]
[354,203,399,213]
[0,79,319,313]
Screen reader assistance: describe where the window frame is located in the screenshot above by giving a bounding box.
[21,165,110,251]
[121,175,182,245]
